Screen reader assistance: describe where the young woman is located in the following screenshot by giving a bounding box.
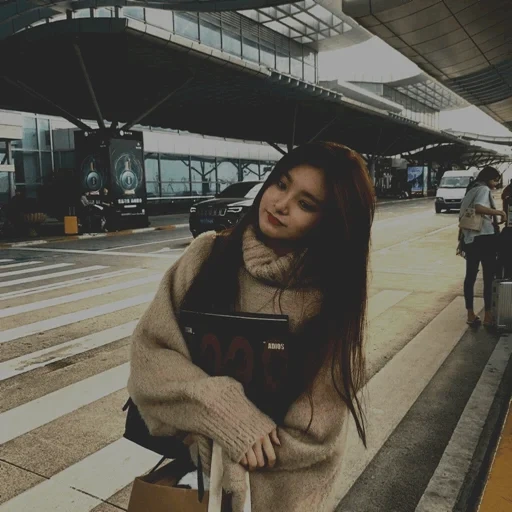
[459,166,506,326]
[128,141,375,512]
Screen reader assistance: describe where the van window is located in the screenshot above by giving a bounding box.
[439,176,471,188]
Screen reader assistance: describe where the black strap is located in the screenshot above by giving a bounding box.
[149,455,167,474]
[197,451,205,503]
[489,190,500,233]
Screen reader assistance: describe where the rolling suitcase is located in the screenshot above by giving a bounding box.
[491,279,512,332]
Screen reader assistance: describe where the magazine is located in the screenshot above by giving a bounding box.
[180,309,290,423]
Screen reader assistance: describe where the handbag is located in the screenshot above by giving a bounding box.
[127,441,252,512]
[122,397,192,460]
[459,206,483,231]
[459,188,496,231]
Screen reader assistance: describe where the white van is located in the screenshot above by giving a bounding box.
[435,169,479,213]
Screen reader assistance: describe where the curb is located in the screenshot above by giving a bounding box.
[415,334,512,512]
[0,223,186,249]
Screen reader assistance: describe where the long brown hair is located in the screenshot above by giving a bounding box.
[182,141,375,447]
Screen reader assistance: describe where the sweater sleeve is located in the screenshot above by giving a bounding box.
[127,232,276,463]
[269,363,349,471]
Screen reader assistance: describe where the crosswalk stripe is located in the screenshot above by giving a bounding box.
[0,321,138,381]
[0,481,99,512]
[0,268,143,301]
[0,274,162,319]
[0,265,108,289]
[334,296,484,502]
[0,439,161,512]
[0,261,41,269]
[11,247,182,260]
[0,293,154,344]
[0,263,72,278]
[0,363,129,444]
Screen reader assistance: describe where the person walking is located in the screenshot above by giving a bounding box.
[459,166,506,327]
[127,141,375,512]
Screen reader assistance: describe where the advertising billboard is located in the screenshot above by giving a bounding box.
[74,130,148,228]
[407,166,428,196]
[74,131,109,198]
[109,132,146,221]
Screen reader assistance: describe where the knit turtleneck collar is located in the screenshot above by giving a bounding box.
[242,224,303,287]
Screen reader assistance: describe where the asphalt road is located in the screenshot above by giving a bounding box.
[0,197,509,512]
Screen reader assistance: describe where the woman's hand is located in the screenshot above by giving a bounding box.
[240,429,281,470]
[496,210,507,224]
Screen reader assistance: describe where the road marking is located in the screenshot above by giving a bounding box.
[0,268,142,301]
[334,296,485,503]
[367,290,410,319]
[0,439,161,512]
[0,293,154,344]
[416,335,512,512]
[0,321,138,381]
[7,240,48,247]
[9,247,181,259]
[373,223,458,255]
[0,274,162,319]
[0,259,13,263]
[0,261,41,269]
[153,247,185,253]
[0,265,108,289]
[0,263,72,278]
[101,235,192,251]
[0,363,129,444]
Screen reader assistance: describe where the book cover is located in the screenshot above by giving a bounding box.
[180,309,290,422]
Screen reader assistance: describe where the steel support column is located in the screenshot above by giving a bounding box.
[121,76,194,132]
[2,76,92,131]
[73,43,105,130]
[308,115,338,144]
[287,103,298,153]
[267,141,287,156]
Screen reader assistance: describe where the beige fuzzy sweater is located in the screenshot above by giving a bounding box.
[128,226,350,512]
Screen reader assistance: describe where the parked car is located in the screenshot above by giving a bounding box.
[189,181,264,238]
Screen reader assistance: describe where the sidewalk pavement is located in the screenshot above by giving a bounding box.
[0,197,431,248]
[0,213,190,248]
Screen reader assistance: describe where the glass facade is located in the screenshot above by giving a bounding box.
[11,115,54,198]
[383,85,439,129]
[352,82,440,129]
[141,153,274,199]
[69,7,317,82]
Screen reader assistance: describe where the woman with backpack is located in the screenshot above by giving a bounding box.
[128,141,375,511]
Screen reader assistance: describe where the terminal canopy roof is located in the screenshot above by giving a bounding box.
[0,18,465,156]
[404,143,511,168]
[343,0,512,131]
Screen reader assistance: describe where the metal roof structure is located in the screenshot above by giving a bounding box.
[386,73,466,111]
[0,17,467,156]
[342,0,512,130]
[239,1,363,47]
[403,143,511,168]
[444,130,512,146]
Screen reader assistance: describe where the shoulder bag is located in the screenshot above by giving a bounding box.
[459,187,487,231]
